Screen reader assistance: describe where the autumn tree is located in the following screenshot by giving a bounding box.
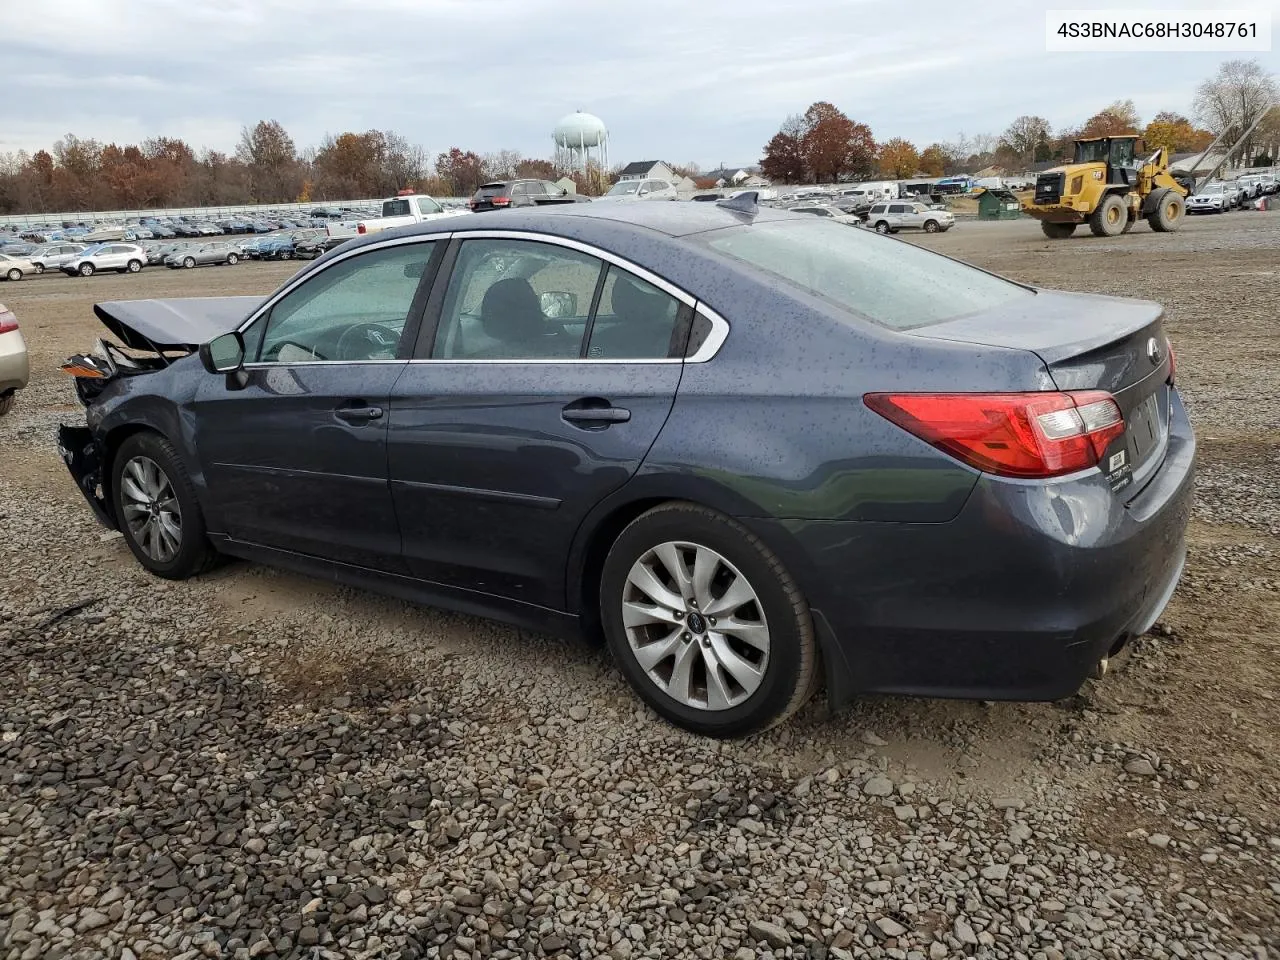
[999,115,1052,165]
[434,147,485,195]
[1193,59,1278,162]
[1142,112,1214,153]
[877,138,919,178]
[800,102,875,182]
[1080,100,1141,138]
[236,120,302,202]
[760,130,805,183]
[481,149,522,181]
[918,144,949,176]
[515,158,556,180]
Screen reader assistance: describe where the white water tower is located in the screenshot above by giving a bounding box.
[553,111,609,173]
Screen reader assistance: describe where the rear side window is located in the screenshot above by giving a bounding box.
[587,267,682,359]
[870,204,887,214]
[701,220,1031,331]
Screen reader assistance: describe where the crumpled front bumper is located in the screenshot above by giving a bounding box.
[58,424,115,529]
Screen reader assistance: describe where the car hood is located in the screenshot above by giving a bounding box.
[94,296,262,351]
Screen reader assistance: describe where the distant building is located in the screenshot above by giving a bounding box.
[1170,151,1227,175]
[704,167,766,188]
[618,160,676,182]
[555,176,577,194]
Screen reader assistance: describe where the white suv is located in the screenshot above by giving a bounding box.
[61,243,148,277]
[601,178,679,202]
[867,201,955,234]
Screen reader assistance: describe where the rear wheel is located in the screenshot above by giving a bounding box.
[1041,222,1076,239]
[227,253,239,265]
[79,262,95,277]
[1088,194,1127,237]
[1148,188,1184,232]
[126,259,142,273]
[5,268,20,282]
[111,432,217,580]
[34,263,45,274]
[0,393,13,417]
[600,502,818,738]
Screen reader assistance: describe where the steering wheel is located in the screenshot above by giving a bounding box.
[334,322,401,361]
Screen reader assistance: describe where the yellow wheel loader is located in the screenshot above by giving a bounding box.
[1022,135,1192,239]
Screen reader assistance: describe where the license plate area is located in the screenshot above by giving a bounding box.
[1126,392,1166,468]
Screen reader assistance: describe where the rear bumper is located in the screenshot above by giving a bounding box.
[0,329,29,393]
[745,390,1196,705]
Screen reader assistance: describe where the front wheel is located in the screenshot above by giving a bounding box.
[0,393,13,416]
[5,268,20,282]
[923,219,940,233]
[79,262,95,277]
[183,257,196,269]
[874,221,889,234]
[111,432,218,580]
[600,502,818,738]
[1148,188,1184,232]
[1088,193,1127,237]
[34,263,45,274]
[227,253,239,265]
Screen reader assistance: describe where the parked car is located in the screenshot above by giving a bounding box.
[61,243,147,277]
[57,202,1193,738]
[27,243,88,273]
[1219,182,1246,208]
[0,302,28,416]
[787,203,863,226]
[165,242,242,269]
[1186,183,1229,214]
[866,201,956,234]
[0,252,37,281]
[599,178,679,201]
[469,180,579,212]
[347,194,468,237]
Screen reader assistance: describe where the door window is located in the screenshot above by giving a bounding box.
[431,238,603,360]
[251,241,435,363]
[888,204,908,214]
[416,196,443,215]
[587,266,683,359]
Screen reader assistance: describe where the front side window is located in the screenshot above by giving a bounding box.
[252,241,435,363]
[416,196,442,215]
[607,181,641,197]
[888,204,907,214]
[432,239,602,360]
[701,219,1031,331]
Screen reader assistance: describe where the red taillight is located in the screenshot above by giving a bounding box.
[0,307,17,335]
[490,196,512,206]
[864,391,1126,479]
[1166,339,1176,384]
[356,223,367,235]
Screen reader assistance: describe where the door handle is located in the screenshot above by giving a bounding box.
[562,399,631,426]
[334,405,384,423]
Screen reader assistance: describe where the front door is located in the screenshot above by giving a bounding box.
[387,236,689,609]
[191,239,441,572]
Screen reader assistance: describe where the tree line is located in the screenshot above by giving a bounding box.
[0,120,619,215]
[761,59,1279,183]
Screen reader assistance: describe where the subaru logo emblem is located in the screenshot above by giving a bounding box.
[1146,337,1162,366]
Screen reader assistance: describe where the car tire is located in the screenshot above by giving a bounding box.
[33,263,45,274]
[5,268,20,282]
[127,259,142,273]
[874,221,889,234]
[227,253,238,265]
[923,219,940,233]
[0,393,13,417]
[599,502,819,738]
[79,262,95,277]
[1088,193,1127,237]
[110,431,218,581]
[1148,188,1184,233]
[183,257,196,269]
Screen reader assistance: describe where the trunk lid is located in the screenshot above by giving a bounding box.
[912,289,1173,493]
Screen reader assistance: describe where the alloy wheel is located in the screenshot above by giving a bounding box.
[119,455,183,563]
[621,541,770,711]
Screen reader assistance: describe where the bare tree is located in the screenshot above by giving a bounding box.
[1193,59,1278,163]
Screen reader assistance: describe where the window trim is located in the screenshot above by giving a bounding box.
[407,229,728,365]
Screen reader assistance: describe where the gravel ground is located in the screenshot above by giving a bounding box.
[1,215,1278,960]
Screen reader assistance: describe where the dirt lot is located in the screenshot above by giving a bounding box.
[1,215,1277,960]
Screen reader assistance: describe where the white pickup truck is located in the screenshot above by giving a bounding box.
[329,194,468,239]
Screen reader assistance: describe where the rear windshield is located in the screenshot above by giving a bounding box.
[382,199,411,217]
[701,219,1031,330]
[476,183,509,197]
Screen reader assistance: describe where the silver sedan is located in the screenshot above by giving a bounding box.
[0,303,29,416]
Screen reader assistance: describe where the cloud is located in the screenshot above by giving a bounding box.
[1,0,1274,166]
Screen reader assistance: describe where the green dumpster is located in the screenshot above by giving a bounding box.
[977,188,1023,220]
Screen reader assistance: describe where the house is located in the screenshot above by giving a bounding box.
[618,160,676,182]
[671,175,698,199]
[704,167,763,188]
[554,176,577,194]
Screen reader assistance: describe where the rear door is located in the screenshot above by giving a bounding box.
[387,234,690,608]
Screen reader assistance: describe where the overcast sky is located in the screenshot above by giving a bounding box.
[3,0,1277,167]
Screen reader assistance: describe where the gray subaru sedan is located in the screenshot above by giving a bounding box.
[58,198,1194,737]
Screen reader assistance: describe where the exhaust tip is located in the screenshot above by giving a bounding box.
[1094,657,1110,680]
